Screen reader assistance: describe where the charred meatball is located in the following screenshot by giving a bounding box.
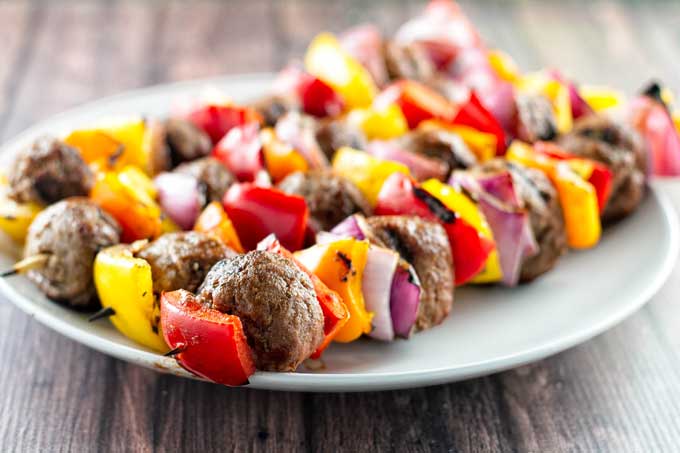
[8,137,94,205]
[23,198,120,308]
[175,157,235,202]
[559,114,647,221]
[514,94,558,143]
[136,232,235,295]
[250,95,295,127]
[278,170,372,231]
[315,119,367,161]
[364,216,454,331]
[145,119,173,175]
[397,128,477,179]
[473,159,567,282]
[198,251,324,371]
[164,118,212,166]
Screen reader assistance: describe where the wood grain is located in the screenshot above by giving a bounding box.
[2,1,680,452]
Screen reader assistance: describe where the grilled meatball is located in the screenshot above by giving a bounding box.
[397,128,477,178]
[136,232,235,295]
[8,137,94,205]
[514,94,558,143]
[473,159,567,282]
[364,216,454,331]
[175,157,235,202]
[315,119,367,161]
[23,198,120,308]
[164,118,212,166]
[146,119,173,175]
[383,41,435,82]
[559,114,647,221]
[250,95,295,127]
[278,170,371,231]
[198,251,324,371]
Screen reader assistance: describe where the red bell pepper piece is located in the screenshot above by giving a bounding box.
[212,123,266,182]
[375,172,494,285]
[160,289,255,386]
[258,235,349,358]
[374,80,456,129]
[188,103,263,144]
[275,66,345,118]
[450,91,506,155]
[534,141,613,213]
[222,183,309,251]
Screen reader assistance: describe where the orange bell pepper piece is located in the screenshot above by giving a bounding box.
[260,128,309,183]
[194,201,244,253]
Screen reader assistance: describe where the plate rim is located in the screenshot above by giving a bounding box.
[1,74,678,392]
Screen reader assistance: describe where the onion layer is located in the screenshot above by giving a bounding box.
[154,172,205,230]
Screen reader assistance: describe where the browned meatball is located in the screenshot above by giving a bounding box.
[175,157,235,202]
[472,159,567,282]
[146,119,173,175]
[250,95,295,127]
[24,198,121,308]
[383,41,435,82]
[136,232,235,295]
[164,118,212,166]
[559,114,647,221]
[8,137,94,205]
[315,119,367,161]
[397,128,477,179]
[278,170,372,231]
[364,216,454,331]
[514,94,557,143]
[198,251,324,371]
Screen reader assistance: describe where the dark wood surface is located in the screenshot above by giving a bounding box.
[2,1,680,451]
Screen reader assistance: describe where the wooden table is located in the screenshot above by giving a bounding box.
[1,1,680,451]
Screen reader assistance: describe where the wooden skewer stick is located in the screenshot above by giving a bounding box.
[0,254,50,278]
[88,306,116,322]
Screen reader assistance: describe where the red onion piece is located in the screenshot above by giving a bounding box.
[154,172,205,230]
[329,215,366,239]
[390,261,421,338]
[363,246,400,341]
[275,112,329,169]
[628,95,680,176]
[367,141,449,181]
[340,24,389,87]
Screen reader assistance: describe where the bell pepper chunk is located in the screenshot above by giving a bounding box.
[295,238,372,343]
[212,122,266,182]
[194,201,244,253]
[274,66,345,117]
[188,103,263,145]
[260,128,309,183]
[421,179,502,283]
[0,175,42,242]
[534,141,613,213]
[258,235,348,358]
[374,80,456,129]
[222,183,309,251]
[375,172,494,285]
[304,32,377,109]
[93,243,168,352]
[90,166,164,243]
[332,147,411,206]
[450,91,506,155]
[507,141,601,248]
[579,85,624,112]
[65,118,164,175]
[347,104,409,140]
[160,289,255,386]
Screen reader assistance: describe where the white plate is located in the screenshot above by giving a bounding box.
[1,74,678,392]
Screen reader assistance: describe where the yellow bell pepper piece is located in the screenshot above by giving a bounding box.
[94,243,169,352]
[332,147,410,206]
[506,141,600,249]
[578,85,624,112]
[419,120,497,161]
[516,72,572,133]
[304,32,377,109]
[672,110,680,135]
[65,117,162,175]
[488,49,520,83]
[0,175,42,242]
[421,179,502,283]
[295,238,372,343]
[347,104,408,140]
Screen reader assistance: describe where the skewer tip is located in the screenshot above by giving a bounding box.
[88,306,116,322]
[164,346,185,357]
